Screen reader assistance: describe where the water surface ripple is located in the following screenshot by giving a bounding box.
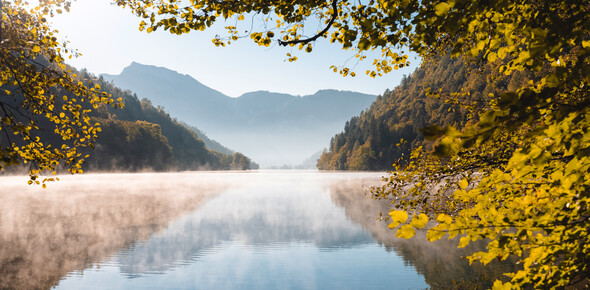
[0,171,513,289]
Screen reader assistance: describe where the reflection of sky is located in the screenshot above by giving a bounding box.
[54,171,428,289]
[115,181,374,274]
[57,242,426,290]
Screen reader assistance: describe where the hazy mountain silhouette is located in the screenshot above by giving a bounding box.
[102,63,376,166]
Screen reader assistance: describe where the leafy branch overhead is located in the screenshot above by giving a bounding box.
[115,0,414,77]
[116,0,590,288]
[0,0,587,288]
[0,0,122,186]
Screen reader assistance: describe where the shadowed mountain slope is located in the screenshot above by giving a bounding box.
[102,63,376,166]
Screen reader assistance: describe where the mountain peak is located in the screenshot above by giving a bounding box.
[122,62,182,76]
[313,89,374,95]
[101,62,230,109]
[100,62,377,166]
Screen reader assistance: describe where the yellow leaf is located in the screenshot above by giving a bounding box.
[436,213,453,224]
[459,179,468,189]
[410,213,429,229]
[389,210,408,223]
[487,51,497,62]
[396,224,416,239]
[434,2,450,16]
[427,228,446,241]
[458,236,470,248]
[32,46,41,53]
[388,221,401,229]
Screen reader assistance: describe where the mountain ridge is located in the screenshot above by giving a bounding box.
[101,62,377,166]
[317,55,532,170]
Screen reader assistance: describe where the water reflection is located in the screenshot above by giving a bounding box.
[329,179,518,289]
[0,171,515,289]
[114,173,376,276]
[53,171,427,290]
[0,173,226,290]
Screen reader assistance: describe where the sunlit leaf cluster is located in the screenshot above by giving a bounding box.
[89,0,590,287]
[366,0,590,288]
[127,0,590,288]
[116,0,417,77]
[0,0,121,185]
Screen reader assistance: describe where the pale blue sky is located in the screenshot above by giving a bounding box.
[51,1,420,97]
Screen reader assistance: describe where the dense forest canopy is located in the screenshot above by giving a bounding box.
[116,0,590,288]
[80,71,258,171]
[317,55,530,170]
[0,1,255,177]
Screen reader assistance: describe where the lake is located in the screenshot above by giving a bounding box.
[0,171,514,289]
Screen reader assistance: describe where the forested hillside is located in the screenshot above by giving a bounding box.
[102,63,376,166]
[81,71,257,171]
[0,63,256,173]
[182,123,234,156]
[317,56,531,170]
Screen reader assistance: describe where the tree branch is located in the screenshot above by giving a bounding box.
[277,0,338,47]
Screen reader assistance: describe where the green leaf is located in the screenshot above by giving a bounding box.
[421,125,444,140]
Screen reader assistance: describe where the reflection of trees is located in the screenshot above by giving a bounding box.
[0,172,517,289]
[0,174,224,290]
[329,180,519,289]
[117,182,375,275]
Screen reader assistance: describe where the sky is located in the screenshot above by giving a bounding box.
[50,1,420,98]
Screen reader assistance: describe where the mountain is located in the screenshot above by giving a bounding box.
[268,150,324,170]
[102,63,376,166]
[181,122,234,156]
[102,62,231,131]
[1,65,258,173]
[317,55,532,170]
[17,65,258,172]
[84,74,257,171]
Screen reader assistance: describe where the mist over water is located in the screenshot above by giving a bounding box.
[0,171,514,289]
[0,172,228,289]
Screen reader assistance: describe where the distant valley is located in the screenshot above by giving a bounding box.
[102,63,376,166]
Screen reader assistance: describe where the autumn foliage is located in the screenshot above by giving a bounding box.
[118,0,589,287]
[2,0,589,287]
[0,0,122,186]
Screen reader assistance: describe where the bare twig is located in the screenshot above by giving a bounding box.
[278,0,338,46]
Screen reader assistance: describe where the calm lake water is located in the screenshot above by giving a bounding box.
[0,171,514,289]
